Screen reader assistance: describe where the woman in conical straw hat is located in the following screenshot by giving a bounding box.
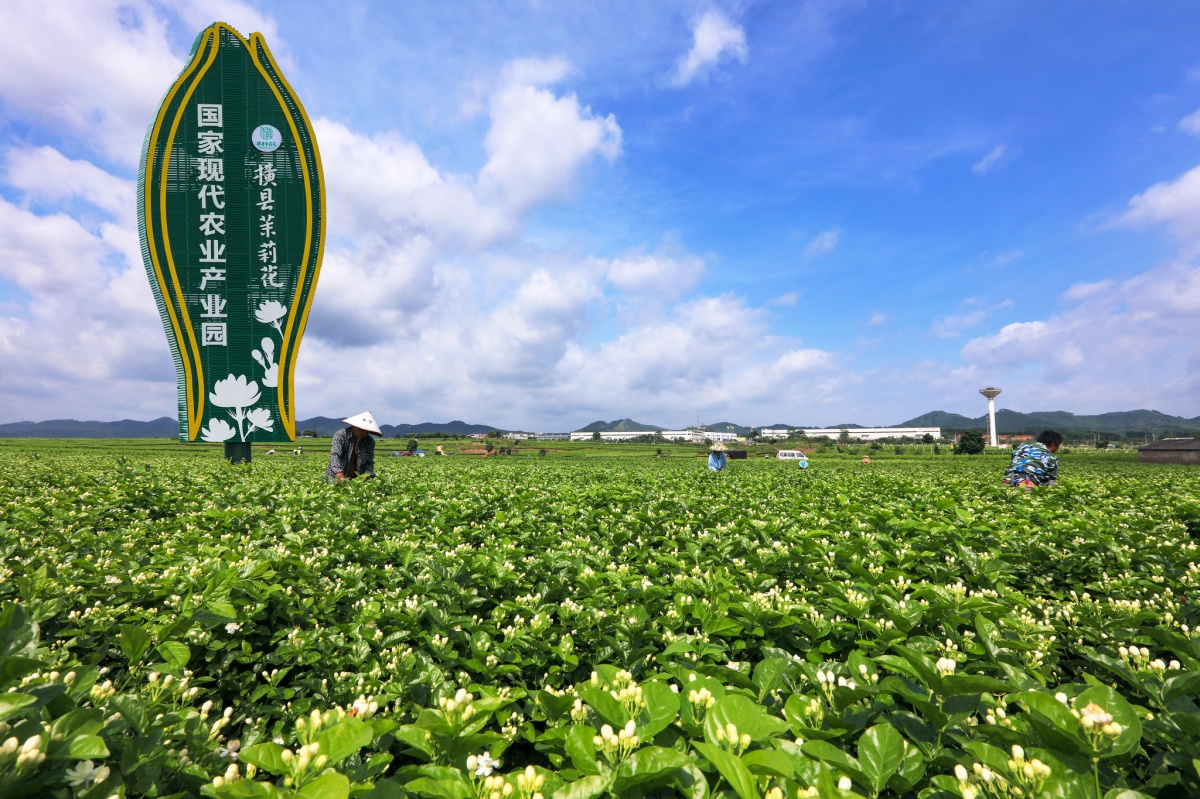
[707,441,728,473]
[325,411,382,481]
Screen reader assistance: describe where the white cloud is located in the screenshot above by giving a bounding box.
[804,228,840,259]
[1120,163,1200,254]
[972,144,1009,175]
[478,57,621,214]
[867,311,887,327]
[671,10,748,86]
[5,146,135,221]
[769,291,801,307]
[606,251,704,297]
[1179,108,1200,137]
[0,0,272,168]
[956,259,1200,411]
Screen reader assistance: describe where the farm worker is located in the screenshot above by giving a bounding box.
[1003,430,1062,488]
[435,445,445,456]
[862,456,871,465]
[708,442,728,472]
[325,411,381,481]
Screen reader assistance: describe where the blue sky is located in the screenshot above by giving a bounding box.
[2,1,1200,430]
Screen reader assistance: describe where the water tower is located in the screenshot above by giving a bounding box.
[979,387,1002,448]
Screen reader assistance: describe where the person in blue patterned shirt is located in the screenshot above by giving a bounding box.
[1003,430,1062,488]
[325,411,381,481]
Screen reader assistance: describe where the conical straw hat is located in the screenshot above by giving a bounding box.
[342,410,382,436]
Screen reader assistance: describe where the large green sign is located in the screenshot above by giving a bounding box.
[138,22,324,442]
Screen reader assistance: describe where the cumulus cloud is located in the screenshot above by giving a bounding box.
[956,261,1200,411]
[0,0,276,168]
[1180,108,1200,136]
[866,312,887,327]
[606,251,704,297]
[972,144,1010,175]
[671,10,748,86]
[804,228,840,259]
[1120,163,1200,255]
[478,57,622,214]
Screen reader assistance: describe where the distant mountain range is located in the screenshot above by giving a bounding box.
[899,409,1200,434]
[292,417,496,437]
[0,417,497,439]
[4,408,1199,438]
[575,419,664,433]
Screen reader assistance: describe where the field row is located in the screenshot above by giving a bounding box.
[1,451,1198,798]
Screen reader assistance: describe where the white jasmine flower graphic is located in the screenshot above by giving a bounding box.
[255,300,288,335]
[245,407,275,435]
[209,374,262,440]
[251,337,278,388]
[200,418,236,442]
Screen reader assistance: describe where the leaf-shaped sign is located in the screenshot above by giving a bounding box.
[139,22,324,442]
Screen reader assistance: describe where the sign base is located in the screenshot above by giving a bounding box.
[224,442,252,464]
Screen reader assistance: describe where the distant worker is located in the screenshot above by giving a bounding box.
[862,456,871,465]
[435,445,445,456]
[708,442,728,472]
[293,446,303,456]
[1004,430,1062,488]
[325,411,381,481]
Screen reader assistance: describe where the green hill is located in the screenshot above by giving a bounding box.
[898,409,1200,435]
[574,419,664,433]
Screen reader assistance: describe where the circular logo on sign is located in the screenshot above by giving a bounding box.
[253,124,282,152]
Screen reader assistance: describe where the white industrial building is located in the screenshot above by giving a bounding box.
[569,429,739,443]
[801,427,940,441]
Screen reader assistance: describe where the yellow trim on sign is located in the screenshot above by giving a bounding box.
[160,26,223,440]
[251,31,326,441]
[144,28,216,441]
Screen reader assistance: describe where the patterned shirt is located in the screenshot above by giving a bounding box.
[1003,443,1058,487]
[325,427,376,480]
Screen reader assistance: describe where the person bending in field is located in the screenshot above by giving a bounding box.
[325,411,381,481]
[1003,430,1062,488]
[708,442,728,473]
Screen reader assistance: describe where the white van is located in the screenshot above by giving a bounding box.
[776,450,809,468]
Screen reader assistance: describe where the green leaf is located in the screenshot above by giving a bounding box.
[673,763,709,799]
[317,717,374,763]
[239,742,291,775]
[0,604,37,658]
[298,772,350,799]
[639,680,681,738]
[577,684,630,727]
[156,641,190,669]
[752,658,788,699]
[547,775,609,799]
[704,694,788,745]
[394,725,435,759]
[1102,791,1154,799]
[67,735,109,759]
[692,741,759,799]
[856,723,905,796]
[941,674,1010,696]
[565,725,600,775]
[800,740,865,785]
[741,749,793,779]
[0,655,40,686]
[207,599,238,619]
[614,746,690,791]
[405,776,474,799]
[1012,691,1087,756]
[119,624,152,664]
[0,692,36,721]
[1075,685,1142,758]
